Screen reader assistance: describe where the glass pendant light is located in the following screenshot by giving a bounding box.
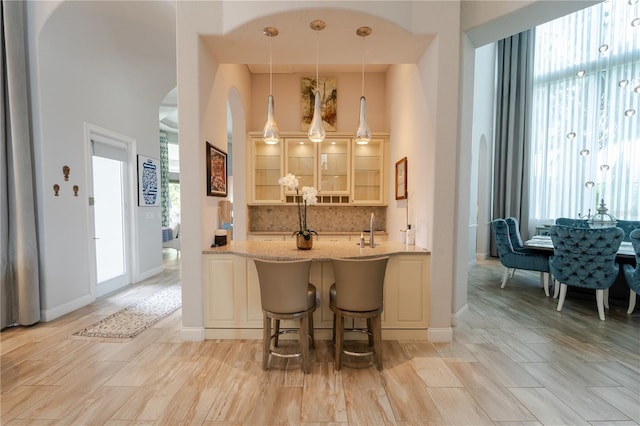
[308,20,326,143]
[355,26,372,145]
[262,26,279,145]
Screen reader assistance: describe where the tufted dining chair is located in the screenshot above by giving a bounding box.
[623,229,640,314]
[505,217,527,252]
[555,217,590,228]
[549,225,624,321]
[492,219,552,296]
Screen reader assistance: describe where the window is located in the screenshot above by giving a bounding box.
[529,0,639,221]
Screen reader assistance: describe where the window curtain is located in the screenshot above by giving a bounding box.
[530,0,639,223]
[491,30,535,255]
[1,0,41,328]
[160,132,170,227]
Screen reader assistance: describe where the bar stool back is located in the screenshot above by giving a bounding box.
[254,258,316,373]
[330,256,389,370]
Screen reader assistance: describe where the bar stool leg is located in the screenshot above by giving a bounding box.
[300,312,310,373]
[274,319,280,347]
[334,313,344,370]
[372,314,383,370]
[309,311,315,350]
[366,317,374,347]
[262,312,271,370]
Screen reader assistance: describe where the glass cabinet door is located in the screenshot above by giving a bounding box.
[284,137,316,193]
[319,138,350,194]
[252,138,283,203]
[352,138,385,204]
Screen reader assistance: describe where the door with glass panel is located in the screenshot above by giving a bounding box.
[91,140,130,297]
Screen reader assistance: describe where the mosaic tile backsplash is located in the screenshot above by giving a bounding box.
[249,205,387,233]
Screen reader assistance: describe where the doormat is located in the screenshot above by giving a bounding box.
[72,284,181,340]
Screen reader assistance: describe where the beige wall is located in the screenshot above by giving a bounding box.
[249,72,388,134]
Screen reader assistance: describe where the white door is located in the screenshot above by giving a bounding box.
[91,139,130,297]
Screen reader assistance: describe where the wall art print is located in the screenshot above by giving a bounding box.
[301,76,337,131]
[206,142,227,197]
[137,155,161,207]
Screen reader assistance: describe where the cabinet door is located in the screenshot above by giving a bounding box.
[351,138,386,204]
[284,137,316,193]
[251,138,283,203]
[319,137,350,194]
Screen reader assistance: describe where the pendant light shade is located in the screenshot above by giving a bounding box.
[308,88,326,142]
[308,20,326,143]
[263,94,279,144]
[355,26,372,145]
[262,26,279,145]
[355,96,371,144]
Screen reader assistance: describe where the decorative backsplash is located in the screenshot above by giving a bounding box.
[249,205,387,233]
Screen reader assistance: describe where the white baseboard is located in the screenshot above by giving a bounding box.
[451,304,469,326]
[427,327,453,342]
[41,294,94,322]
[137,265,164,282]
[181,327,205,341]
[468,258,477,268]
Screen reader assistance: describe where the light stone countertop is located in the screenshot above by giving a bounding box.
[202,240,429,261]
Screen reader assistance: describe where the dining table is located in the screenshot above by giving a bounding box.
[524,235,635,259]
[524,235,636,304]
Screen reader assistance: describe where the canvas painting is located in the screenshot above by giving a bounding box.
[137,155,161,207]
[301,77,337,131]
[206,142,227,197]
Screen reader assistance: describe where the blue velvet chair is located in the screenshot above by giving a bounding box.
[623,229,640,314]
[492,219,552,296]
[505,217,526,252]
[616,220,640,242]
[549,225,624,321]
[555,217,590,228]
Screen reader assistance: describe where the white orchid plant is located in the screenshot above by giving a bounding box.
[278,173,318,240]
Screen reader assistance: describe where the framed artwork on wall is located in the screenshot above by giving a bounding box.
[137,155,161,207]
[206,142,227,197]
[395,157,407,200]
[300,76,337,131]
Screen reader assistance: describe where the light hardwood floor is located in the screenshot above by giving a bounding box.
[2,253,639,425]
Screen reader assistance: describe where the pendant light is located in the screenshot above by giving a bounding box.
[355,26,372,145]
[308,20,326,143]
[262,26,279,145]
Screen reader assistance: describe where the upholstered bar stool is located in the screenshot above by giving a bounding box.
[254,259,316,373]
[330,256,389,371]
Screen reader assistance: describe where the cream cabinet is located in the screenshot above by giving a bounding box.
[284,136,350,204]
[351,138,387,205]
[203,250,429,340]
[249,132,387,205]
[250,137,283,204]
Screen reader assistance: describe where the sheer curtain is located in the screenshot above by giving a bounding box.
[1,0,41,328]
[529,0,639,225]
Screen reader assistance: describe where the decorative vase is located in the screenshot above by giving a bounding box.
[296,234,313,250]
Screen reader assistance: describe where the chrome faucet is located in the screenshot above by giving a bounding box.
[369,212,375,247]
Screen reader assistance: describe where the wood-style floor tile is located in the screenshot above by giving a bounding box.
[427,387,493,425]
[446,361,537,422]
[2,256,639,426]
[520,362,629,421]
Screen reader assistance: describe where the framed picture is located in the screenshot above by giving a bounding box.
[137,155,161,207]
[206,142,227,197]
[300,76,337,131]
[395,157,407,200]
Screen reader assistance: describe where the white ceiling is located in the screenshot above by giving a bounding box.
[161,7,437,134]
[203,10,435,74]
